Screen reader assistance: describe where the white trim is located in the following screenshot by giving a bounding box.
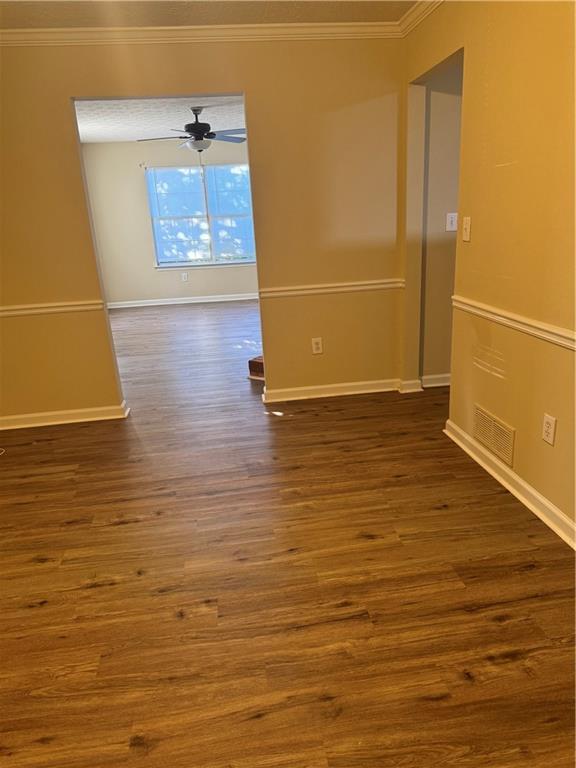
[0,401,130,431]
[399,1,444,34]
[444,420,575,549]
[0,300,104,318]
[422,373,451,388]
[0,5,445,47]
[398,379,423,393]
[259,279,404,300]
[453,295,576,351]
[107,293,258,309]
[263,378,399,404]
[154,262,255,271]
[0,22,401,47]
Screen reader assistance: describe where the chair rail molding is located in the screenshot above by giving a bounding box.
[452,295,576,351]
[0,300,105,318]
[259,278,405,300]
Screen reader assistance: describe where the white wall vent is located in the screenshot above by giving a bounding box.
[473,405,515,466]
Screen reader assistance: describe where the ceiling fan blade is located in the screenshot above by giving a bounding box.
[213,135,247,144]
[137,136,188,142]
[213,129,246,136]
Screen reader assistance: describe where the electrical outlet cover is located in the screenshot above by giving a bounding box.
[311,337,323,355]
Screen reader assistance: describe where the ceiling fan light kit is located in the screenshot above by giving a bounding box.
[137,106,246,153]
[184,139,212,152]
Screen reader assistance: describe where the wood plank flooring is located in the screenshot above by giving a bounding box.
[0,301,574,767]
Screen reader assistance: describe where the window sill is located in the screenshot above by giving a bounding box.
[155,262,256,271]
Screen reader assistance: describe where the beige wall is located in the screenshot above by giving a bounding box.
[261,289,400,390]
[450,315,575,517]
[81,139,259,304]
[406,2,574,328]
[404,1,575,518]
[0,36,402,421]
[422,88,461,378]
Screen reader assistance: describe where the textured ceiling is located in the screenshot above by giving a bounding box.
[0,1,417,29]
[74,95,246,143]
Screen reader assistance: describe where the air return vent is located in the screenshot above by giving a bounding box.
[473,405,515,466]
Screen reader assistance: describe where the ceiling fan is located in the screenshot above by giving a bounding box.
[137,106,246,152]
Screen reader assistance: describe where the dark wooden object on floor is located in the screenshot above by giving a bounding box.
[248,355,265,381]
[0,301,573,768]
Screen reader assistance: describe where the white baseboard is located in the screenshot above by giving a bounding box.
[422,373,451,388]
[263,378,399,404]
[0,401,130,431]
[263,377,436,403]
[399,379,423,393]
[444,419,575,549]
[107,294,258,309]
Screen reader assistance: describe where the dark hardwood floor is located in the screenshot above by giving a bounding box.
[0,301,573,767]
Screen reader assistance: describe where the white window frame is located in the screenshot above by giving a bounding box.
[146,163,256,270]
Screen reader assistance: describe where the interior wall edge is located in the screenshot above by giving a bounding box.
[445,419,575,549]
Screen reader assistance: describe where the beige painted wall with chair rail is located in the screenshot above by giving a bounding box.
[81,139,259,305]
[403,1,574,521]
[0,35,402,422]
[0,2,574,527]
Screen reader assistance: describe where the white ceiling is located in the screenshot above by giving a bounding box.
[74,95,246,143]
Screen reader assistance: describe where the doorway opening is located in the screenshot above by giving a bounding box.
[73,95,265,414]
[406,50,463,392]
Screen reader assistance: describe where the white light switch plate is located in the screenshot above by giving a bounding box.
[462,216,471,242]
[542,414,556,445]
[446,212,458,232]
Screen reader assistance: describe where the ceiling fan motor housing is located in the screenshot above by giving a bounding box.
[185,121,213,138]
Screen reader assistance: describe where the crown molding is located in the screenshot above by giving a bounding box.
[398,0,444,35]
[0,22,402,46]
[0,3,443,46]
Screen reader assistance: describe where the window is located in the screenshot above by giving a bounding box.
[145,164,256,267]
